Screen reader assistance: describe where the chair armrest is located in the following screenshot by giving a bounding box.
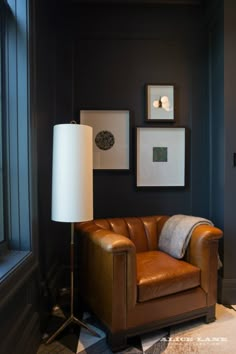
[88,228,135,253]
[76,223,137,333]
[186,224,223,305]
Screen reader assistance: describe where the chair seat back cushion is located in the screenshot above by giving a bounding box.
[136,251,201,302]
[93,216,168,252]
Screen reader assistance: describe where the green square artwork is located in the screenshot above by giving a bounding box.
[153,147,168,162]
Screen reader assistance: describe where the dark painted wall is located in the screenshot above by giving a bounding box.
[33,0,74,297]
[34,0,236,307]
[209,7,224,230]
[207,0,225,297]
[72,3,210,219]
[221,0,236,303]
[35,0,63,288]
[204,0,236,304]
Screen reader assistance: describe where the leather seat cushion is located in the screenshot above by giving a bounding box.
[136,251,201,302]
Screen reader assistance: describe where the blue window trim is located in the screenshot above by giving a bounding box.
[0,0,37,287]
[5,0,31,251]
[0,250,30,281]
[0,0,5,245]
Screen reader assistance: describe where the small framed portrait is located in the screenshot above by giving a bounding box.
[146,84,174,122]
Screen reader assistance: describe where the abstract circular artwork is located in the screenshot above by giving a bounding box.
[95,130,115,150]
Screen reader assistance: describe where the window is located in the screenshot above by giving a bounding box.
[0,0,32,280]
[0,131,3,244]
[0,0,4,244]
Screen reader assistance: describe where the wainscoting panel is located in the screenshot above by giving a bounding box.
[0,265,41,354]
[218,277,236,305]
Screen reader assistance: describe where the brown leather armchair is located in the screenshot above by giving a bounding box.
[75,215,223,351]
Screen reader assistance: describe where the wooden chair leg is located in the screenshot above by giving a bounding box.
[107,331,127,352]
[205,305,216,323]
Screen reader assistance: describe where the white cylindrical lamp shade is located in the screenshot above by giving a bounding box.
[51,124,93,222]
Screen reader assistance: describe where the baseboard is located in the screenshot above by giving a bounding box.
[218,276,236,304]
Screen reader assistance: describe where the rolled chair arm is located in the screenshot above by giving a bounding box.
[76,222,137,332]
[186,224,223,305]
[87,228,136,253]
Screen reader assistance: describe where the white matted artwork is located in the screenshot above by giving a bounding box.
[146,85,174,121]
[80,110,130,170]
[136,127,185,187]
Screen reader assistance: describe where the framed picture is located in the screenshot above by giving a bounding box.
[146,84,174,122]
[80,110,130,170]
[136,127,185,187]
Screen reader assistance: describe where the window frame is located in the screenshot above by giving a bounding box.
[0,0,37,284]
[0,0,6,248]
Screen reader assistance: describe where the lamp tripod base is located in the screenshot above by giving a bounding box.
[46,223,100,345]
[46,314,100,344]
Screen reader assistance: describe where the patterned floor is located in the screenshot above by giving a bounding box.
[37,304,236,354]
[37,305,169,354]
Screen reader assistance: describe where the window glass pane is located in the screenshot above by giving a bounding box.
[0,8,4,243]
[0,106,3,243]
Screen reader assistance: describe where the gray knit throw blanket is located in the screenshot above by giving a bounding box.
[158,214,213,259]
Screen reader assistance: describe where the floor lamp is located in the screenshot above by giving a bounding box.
[46,122,99,344]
